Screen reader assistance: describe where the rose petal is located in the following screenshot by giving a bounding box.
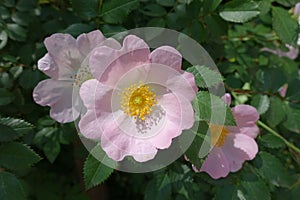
[232,133,258,160]
[79,79,112,110]
[49,90,80,123]
[33,79,72,107]
[200,148,230,179]
[148,93,194,149]
[166,71,197,101]
[33,79,79,123]
[221,93,231,106]
[222,134,251,172]
[78,109,100,139]
[79,79,115,138]
[37,53,58,78]
[76,30,106,56]
[44,33,83,74]
[89,35,150,86]
[100,38,122,50]
[101,119,158,162]
[150,46,182,71]
[230,105,259,138]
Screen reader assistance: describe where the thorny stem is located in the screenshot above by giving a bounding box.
[225,84,282,99]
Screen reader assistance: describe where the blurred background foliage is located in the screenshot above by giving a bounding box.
[0,0,300,199]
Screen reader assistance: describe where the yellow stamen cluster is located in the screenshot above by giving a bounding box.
[120,82,157,120]
[209,125,229,147]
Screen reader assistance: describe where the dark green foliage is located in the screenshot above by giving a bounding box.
[0,0,300,199]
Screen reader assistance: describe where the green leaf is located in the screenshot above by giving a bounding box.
[204,14,228,38]
[84,145,115,190]
[203,0,222,13]
[286,78,300,101]
[141,4,167,17]
[0,6,10,20]
[283,105,300,134]
[147,18,166,27]
[11,12,32,26]
[2,0,15,7]
[0,88,14,106]
[266,97,285,126]
[219,0,260,23]
[64,23,94,37]
[101,0,139,24]
[9,66,23,79]
[260,133,285,149]
[186,65,223,88]
[18,69,43,89]
[144,173,172,200]
[183,22,207,43]
[43,140,61,163]
[16,0,37,11]
[0,172,26,200]
[6,24,27,41]
[256,68,286,93]
[215,168,271,200]
[0,125,18,142]
[250,95,270,115]
[0,142,41,170]
[184,121,209,169]
[0,117,34,136]
[71,0,98,20]
[272,6,299,46]
[166,13,184,30]
[273,0,299,9]
[101,25,127,37]
[239,173,271,200]
[33,127,57,145]
[0,31,8,50]
[178,0,193,4]
[156,0,175,7]
[0,72,13,89]
[253,151,293,188]
[194,91,236,126]
[215,185,240,200]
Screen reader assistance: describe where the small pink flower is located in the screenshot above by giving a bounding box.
[278,84,288,97]
[261,3,300,59]
[33,30,120,123]
[261,45,299,60]
[195,94,259,179]
[79,35,197,162]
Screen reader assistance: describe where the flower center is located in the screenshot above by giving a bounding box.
[73,65,93,87]
[209,124,229,147]
[120,82,157,120]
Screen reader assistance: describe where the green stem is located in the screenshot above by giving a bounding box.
[257,120,300,155]
[98,0,103,13]
[96,0,103,28]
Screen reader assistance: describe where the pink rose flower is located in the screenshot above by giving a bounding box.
[33,30,120,123]
[194,94,259,179]
[78,35,197,162]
